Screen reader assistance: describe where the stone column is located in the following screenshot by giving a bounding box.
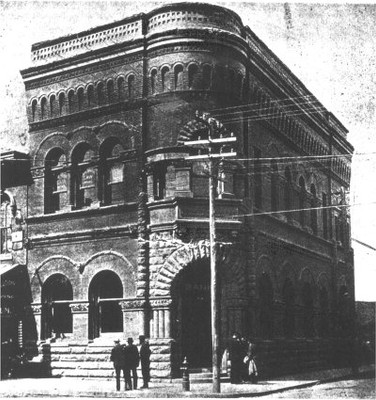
[31,303,42,341]
[150,298,172,338]
[120,299,147,339]
[69,301,89,341]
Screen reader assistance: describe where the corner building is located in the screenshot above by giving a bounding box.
[21,3,355,378]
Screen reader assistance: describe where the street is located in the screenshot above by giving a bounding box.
[265,373,375,399]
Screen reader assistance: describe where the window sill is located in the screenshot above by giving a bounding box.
[0,253,12,261]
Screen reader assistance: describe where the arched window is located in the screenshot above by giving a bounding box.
[41,274,73,340]
[302,283,314,337]
[58,92,65,115]
[319,287,329,337]
[271,160,279,212]
[41,97,47,120]
[68,90,75,113]
[258,274,274,338]
[49,95,56,118]
[153,162,167,200]
[150,69,157,95]
[31,99,37,121]
[117,77,125,101]
[310,184,318,234]
[0,193,13,254]
[284,167,292,220]
[107,80,114,103]
[87,85,95,107]
[282,279,295,337]
[44,148,67,214]
[161,66,170,92]
[100,140,124,205]
[188,64,199,89]
[202,65,212,90]
[89,270,123,339]
[71,144,96,210]
[128,75,135,98]
[97,82,105,106]
[299,177,306,226]
[76,87,84,111]
[174,65,184,90]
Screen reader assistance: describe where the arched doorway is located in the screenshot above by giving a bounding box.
[171,260,212,368]
[41,274,73,339]
[88,270,123,339]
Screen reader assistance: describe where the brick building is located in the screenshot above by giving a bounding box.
[17,2,354,378]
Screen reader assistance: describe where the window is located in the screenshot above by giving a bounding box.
[41,97,47,120]
[49,95,56,118]
[44,148,67,214]
[310,184,318,234]
[150,69,157,95]
[58,92,65,115]
[107,80,114,103]
[100,141,124,205]
[174,65,184,90]
[87,85,95,107]
[0,194,13,254]
[271,160,279,212]
[188,64,198,89]
[31,99,37,121]
[282,279,295,337]
[161,67,170,92]
[254,147,262,209]
[128,75,135,98]
[153,163,167,200]
[299,177,306,226]
[71,144,96,209]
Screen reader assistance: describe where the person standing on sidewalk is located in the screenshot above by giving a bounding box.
[139,335,151,388]
[110,339,126,391]
[246,339,258,384]
[229,332,243,384]
[124,337,140,390]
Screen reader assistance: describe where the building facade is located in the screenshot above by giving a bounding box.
[18,3,354,378]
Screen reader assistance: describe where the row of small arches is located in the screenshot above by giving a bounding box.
[29,63,244,122]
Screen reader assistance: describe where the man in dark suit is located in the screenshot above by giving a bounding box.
[139,335,151,388]
[110,339,126,391]
[124,337,140,390]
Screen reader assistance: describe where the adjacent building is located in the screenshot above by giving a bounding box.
[12,2,355,378]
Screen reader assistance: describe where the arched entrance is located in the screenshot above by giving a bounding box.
[41,274,73,339]
[88,270,123,339]
[171,260,212,368]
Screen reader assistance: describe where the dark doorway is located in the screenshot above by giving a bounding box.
[89,270,123,339]
[41,274,73,340]
[172,261,212,368]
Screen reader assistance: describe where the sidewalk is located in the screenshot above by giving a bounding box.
[0,365,374,398]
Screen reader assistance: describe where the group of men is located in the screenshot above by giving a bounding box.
[228,332,258,384]
[110,335,151,391]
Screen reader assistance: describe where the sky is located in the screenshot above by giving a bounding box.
[0,0,375,301]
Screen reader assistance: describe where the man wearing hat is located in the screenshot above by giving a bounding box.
[139,335,151,388]
[110,339,126,391]
[124,337,139,390]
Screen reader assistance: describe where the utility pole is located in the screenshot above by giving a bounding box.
[182,112,236,393]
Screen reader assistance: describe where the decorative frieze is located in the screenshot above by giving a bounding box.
[150,297,172,309]
[120,299,147,311]
[69,302,89,313]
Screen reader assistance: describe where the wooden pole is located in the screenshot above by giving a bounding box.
[209,123,220,393]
